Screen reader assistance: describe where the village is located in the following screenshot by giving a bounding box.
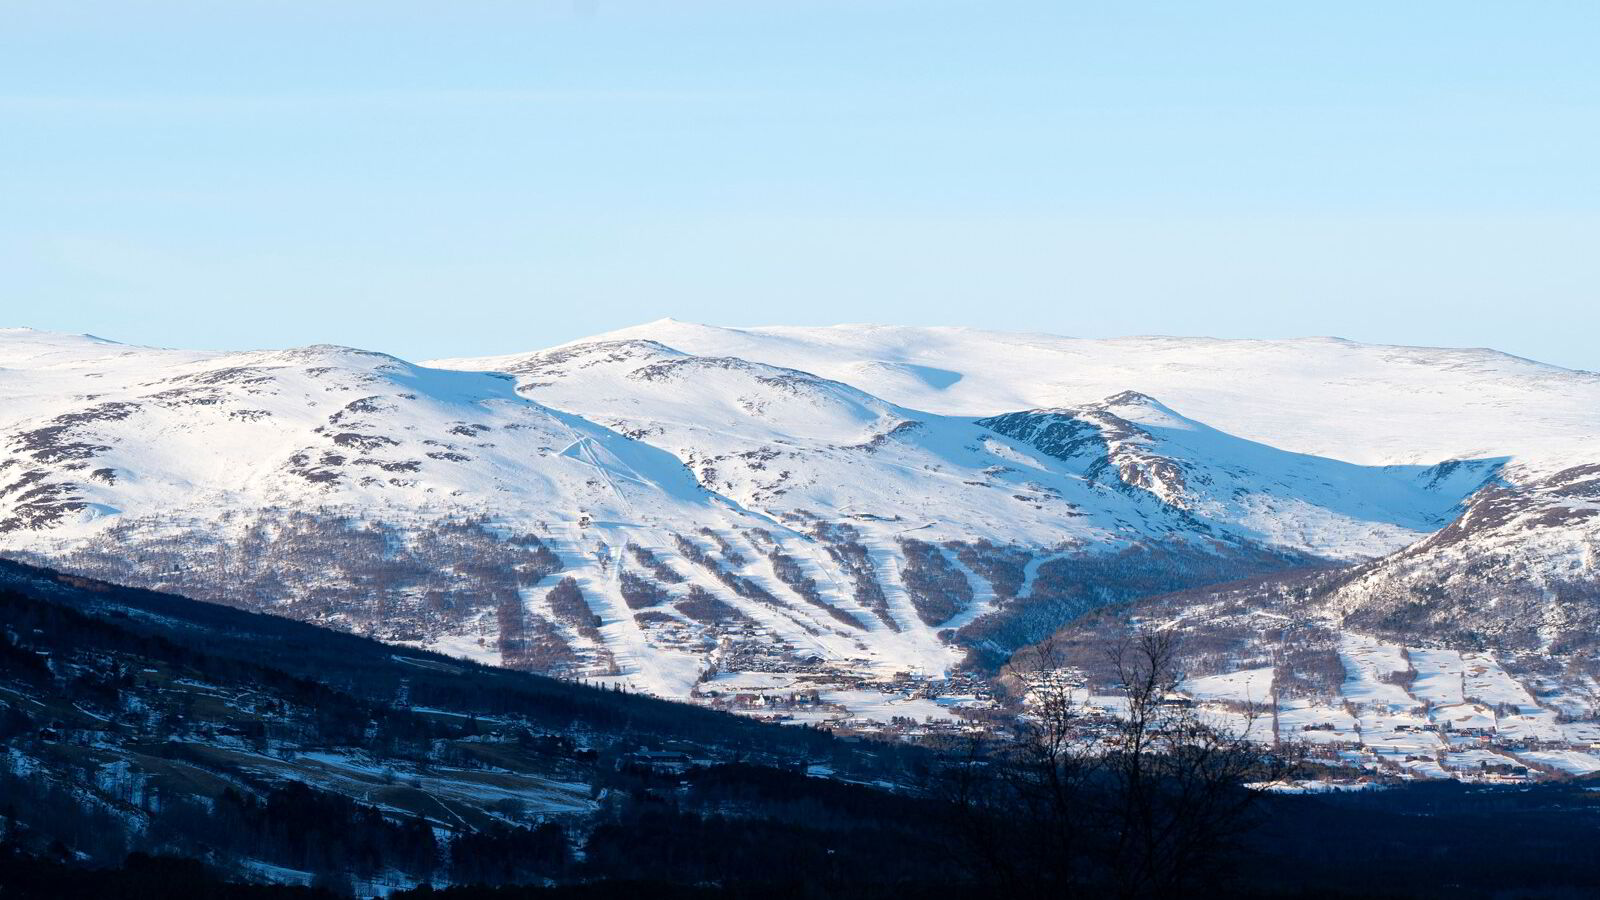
[689,662,1000,740]
[1017,634,1600,788]
[603,598,1600,787]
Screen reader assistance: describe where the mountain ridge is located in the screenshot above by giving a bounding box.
[3,322,1594,724]
[445,320,1600,472]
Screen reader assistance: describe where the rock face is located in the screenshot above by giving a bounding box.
[1,324,1595,708]
[976,392,1500,559]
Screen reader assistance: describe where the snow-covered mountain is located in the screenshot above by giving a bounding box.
[0,329,716,536]
[1329,462,1600,653]
[1011,461,1600,780]
[428,338,1488,559]
[3,323,1595,719]
[502,320,1599,471]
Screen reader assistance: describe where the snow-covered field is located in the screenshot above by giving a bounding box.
[1337,634,1416,712]
[1162,632,1600,783]
[1182,667,1274,704]
[1517,750,1600,776]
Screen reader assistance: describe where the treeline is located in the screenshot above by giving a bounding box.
[156,783,441,883]
[26,510,563,645]
[0,557,871,754]
[568,763,965,893]
[897,539,972,626]
[809,522,896,631]
[13,760,1599,898]
[956,541,1310,669]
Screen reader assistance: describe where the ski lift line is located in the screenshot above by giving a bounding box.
[551,421,638,520]
[606,539,654,682]
[798,541,859,615]
[555,420,802,534]
[668,546,827,655]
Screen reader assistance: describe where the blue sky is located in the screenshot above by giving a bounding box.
[3,1,1597,368]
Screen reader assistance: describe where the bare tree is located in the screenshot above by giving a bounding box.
[1097,629,1300,897]
[946,628,1302,898]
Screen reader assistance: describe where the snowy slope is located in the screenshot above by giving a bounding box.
[974,391,1497,559]
[0,329,997,702]
[1027,556,1600,782]
[475,320,1600,471]
[1020,462,1600,782]
[0,329,719,539]
[1329,463,1600,652]
[431,339,1490,560]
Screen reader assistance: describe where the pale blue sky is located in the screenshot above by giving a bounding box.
[3,1,1597,368]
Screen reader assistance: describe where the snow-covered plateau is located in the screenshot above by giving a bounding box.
[3,322,1597,754]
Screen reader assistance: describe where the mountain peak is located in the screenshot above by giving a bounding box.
[1099,390,1162,410]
